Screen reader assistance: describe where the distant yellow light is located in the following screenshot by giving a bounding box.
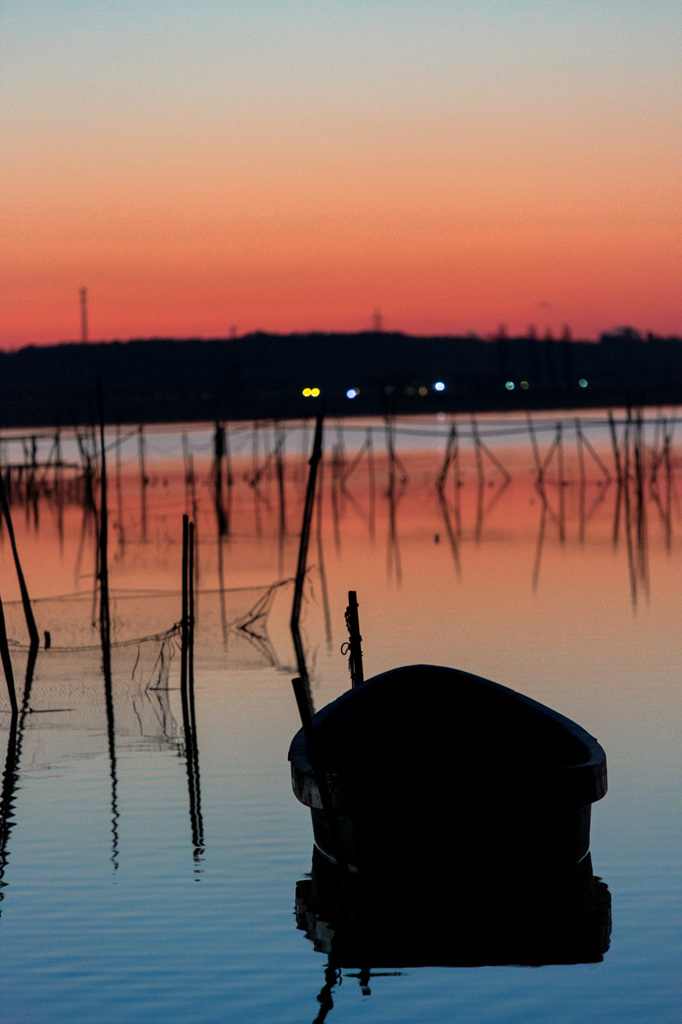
[302,388,312,397]
[311,387,320,397]
[520,380,529,390]
[418,386,428,396]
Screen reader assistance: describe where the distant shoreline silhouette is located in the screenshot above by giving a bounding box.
[1,327,680,427]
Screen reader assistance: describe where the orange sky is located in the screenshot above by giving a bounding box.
[1,2,680,348]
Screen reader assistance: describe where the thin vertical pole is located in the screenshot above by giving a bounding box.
[138,425,148,542]
[291,414,324,688]
[188,519,195,700]
[97,382,111,664]
[0,474,39,649]
[181,514,189,695]
[0,595,18,716]
[344,590,364,687]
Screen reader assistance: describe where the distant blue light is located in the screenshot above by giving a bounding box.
[434,381,445,392]
[346,388,358,399]
[579,378,588,388]
[505,381,515,391]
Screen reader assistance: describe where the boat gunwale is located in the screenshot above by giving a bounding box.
[289,664,608,806]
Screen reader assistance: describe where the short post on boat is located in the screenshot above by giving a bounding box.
[344,590,364,687]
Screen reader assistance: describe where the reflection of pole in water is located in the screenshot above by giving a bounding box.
[251,423,263,537]
[556,422,566,544]
[471,417,485,543]
[224,423,234,538]
[298,419,310,488]
[315,455,333,651]
[275,424,287,574]
[182,433,198,519]
[0,714,19,915]
[608,410,625,546]
[213,421,227,538]
[620,410,639,609]
[180,516,203,862]
[436,421,459,502]
[54,430,65,551]
[633,411,649,602]
[98,386,111,661]
[138,425,148,542]
[367,428,376,543]
[527,412,544,486]
[576,419,586,543]
[115,424,125,550]
[384,418,402,586]
[98,385,119,868]
[339,427,376,543]
[436,486,461,577]
[437,419,462,539]
[217,534,228,647]
[532,485,549,592]
[331,443,342,554]
[650,416,673,550]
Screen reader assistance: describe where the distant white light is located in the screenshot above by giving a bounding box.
[434,381,445,392]
[346,388,358,399]
[505,381,515,391]
[579,378,588,388]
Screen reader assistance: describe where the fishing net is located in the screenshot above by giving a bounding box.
[0,578,292,719]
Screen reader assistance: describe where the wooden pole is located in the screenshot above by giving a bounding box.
[290,413,323,687]
[188,519,195,702]
[181,514,189,694]
[0,595,18,717]
[0,474,39,649]
[97,382,112,680]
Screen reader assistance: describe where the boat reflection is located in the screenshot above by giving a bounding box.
[297,847,611,1018]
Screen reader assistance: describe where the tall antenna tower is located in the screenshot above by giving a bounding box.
[80,287,88,343]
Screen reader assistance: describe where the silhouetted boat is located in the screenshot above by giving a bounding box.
[289,664,607,873]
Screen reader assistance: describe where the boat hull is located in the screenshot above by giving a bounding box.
[289,665,607,873]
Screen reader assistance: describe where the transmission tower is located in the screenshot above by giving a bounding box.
[80,287,88,343]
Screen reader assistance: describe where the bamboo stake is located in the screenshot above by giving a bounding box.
[290,413,323,687]
[0,595,18,717]
[0,472,39,649]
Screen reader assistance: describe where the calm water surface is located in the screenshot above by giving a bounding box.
[0,414,679,1023]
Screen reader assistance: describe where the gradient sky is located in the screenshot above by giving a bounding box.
[1,0,680,348]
